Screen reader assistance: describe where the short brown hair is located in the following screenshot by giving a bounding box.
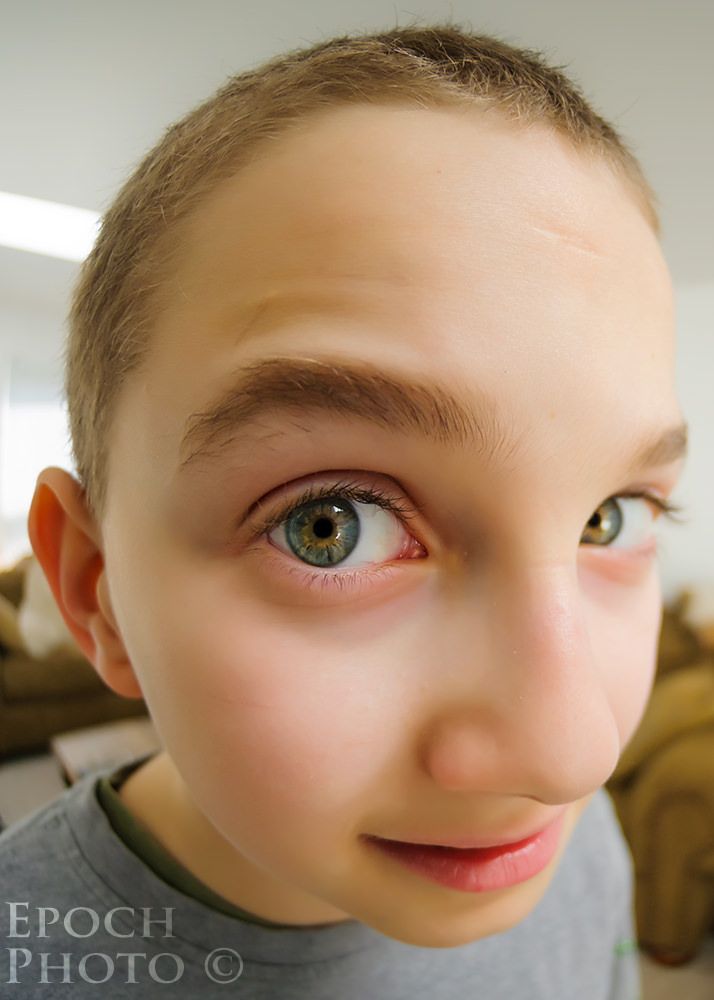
[66,21,659,524]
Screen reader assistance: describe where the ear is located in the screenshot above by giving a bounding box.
[27,466,144,700]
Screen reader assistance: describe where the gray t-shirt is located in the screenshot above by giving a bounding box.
[0,757,640,998]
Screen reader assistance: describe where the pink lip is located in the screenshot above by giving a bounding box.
[363,811,567,893]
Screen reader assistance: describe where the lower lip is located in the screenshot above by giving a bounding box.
[364,812,566,893]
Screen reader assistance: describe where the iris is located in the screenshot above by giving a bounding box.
[285,498,361,567]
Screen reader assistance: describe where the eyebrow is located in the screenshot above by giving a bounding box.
[178,356,688,477]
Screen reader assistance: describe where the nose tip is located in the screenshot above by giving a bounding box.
[422,703,621,805]
[420,563,623,804]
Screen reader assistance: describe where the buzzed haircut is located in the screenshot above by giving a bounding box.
[66,21,658,524]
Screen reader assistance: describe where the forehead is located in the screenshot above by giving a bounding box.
[162,101,667,300]
[152,101,672,364]
[109,104,677,512]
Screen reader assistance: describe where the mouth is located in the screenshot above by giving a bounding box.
[362,811,567,893]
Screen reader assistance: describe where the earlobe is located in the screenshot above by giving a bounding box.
[27,467,144,700]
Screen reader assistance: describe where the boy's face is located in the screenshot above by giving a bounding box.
[48,104,686,946]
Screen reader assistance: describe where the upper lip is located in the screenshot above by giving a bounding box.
[369,808,566,850]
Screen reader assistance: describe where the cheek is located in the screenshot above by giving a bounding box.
[131,577,394,841]
[589,566,662,747]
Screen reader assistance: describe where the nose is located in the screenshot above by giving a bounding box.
[420,562,622,805]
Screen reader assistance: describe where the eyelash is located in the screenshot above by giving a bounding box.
[597,492,686,523]
[250,478,422,538]
[250,480,686,542]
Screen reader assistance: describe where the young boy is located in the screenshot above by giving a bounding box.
[0,21,688,997]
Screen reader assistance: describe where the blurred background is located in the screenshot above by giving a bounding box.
[0,0,712,593]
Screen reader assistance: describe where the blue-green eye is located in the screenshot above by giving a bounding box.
[580,493,684,549]
[283,496,361,568]
[267,491,413,570]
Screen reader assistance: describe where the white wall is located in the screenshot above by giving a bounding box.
[0,304,74,566]
[658,282,714,603]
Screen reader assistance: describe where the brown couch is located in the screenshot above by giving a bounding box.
[0,559,147,759]
[606,593,714,965]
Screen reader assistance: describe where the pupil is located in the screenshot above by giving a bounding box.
[313,516,334,539]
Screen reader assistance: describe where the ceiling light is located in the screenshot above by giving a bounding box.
[0,191,100,262]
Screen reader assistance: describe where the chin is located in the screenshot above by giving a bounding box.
[358,862,558,949]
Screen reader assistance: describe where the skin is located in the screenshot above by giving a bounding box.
[29,103,686,948]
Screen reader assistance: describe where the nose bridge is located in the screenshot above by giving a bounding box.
[499,561,588,679]
[425,561,621,805]
[493,561,622,799]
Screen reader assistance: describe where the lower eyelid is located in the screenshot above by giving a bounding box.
[254,543,656,604]
[253,548,414,606]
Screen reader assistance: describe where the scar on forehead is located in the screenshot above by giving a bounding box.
[527,222,605,258]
